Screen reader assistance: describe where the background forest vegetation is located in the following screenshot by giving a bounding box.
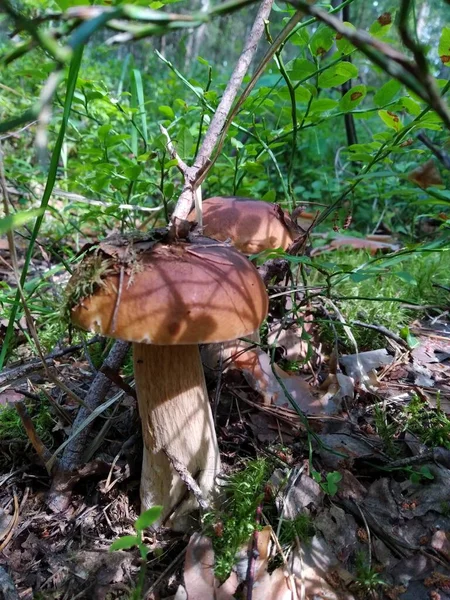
[0,0,450,598]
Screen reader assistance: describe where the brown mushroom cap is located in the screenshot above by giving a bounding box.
[69,240,268,345]
[188,196,296,254]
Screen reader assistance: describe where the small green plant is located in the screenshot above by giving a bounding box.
[278,513,315,545]
[373,403,400,458]
[407,465,434,484]
[405,394,450,449]
[311,470,342,496]
[205,458,270,581]
[354,551,386,593]
[110,505,163,600]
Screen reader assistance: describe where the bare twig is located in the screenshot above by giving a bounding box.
[0,337,101,387]
[0,493,19,553]
[13,400,54,471]
[246,504,263,600]
[47,340,130,511]
[351,320,410,349]
[162,447,210,512]
[417,132,450,170]
[171,0,275,222]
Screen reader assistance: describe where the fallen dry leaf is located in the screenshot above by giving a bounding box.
[267,318,313,363]
[407,159,443,189]
[311,234,399,255]
[0,390,25,405]
[176,533,238,600]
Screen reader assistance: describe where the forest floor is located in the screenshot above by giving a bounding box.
[1,238,450,600]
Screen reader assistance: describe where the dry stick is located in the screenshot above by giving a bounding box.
[162,447,209,512]
[350,320,410,350]
[417,132,450,170]
[48,340,130,511]
[171,0,275,222]
[13,400,54,470]
[0,337,100,387]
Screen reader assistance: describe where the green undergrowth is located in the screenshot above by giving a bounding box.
[205,459,270,581]
[373,394,450,464]
[0,394,54,447]
[405,394,450,450]
[309,246,449,351]
[204,458,315,581]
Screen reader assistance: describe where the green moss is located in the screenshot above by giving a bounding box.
[65,252,115,312]
[204,459,270,581]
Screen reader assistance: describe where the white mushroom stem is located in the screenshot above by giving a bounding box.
[133,343,220,530]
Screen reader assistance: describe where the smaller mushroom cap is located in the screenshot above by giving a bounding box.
[188,196,297,254]
[69,240,268,345]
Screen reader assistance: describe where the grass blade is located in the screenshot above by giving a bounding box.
[0,45,84,370]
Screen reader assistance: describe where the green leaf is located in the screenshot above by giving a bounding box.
[98,123,112,142]
[309,98,338,113]
[419,466,434,480]
[291,27,309,47]
[262,190,276,202]
[335,22,356,55]
[176,126,193,159]
[439,26,450,66]
[311,470,322,483]
[109,535,139,552]
[286,58,316,81]
[135,506,163,531]
[158,105,174,119]
[339,84,366,112]
[310,25,335,57]
[318,62,358,88]
[56,0,89,9]
[369,12,394,38]
[0,209,44,235]
[105,134,131,148]
[373,79,401,107]
[378,110,402,131]
[399,327,420,349]
[325,471,342,496]
[231,137,244,150]
[131,68,148,148]
[164,182,174,199]
[399,96,421,116]
[395,271,417,285]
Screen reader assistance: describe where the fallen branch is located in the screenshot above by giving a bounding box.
[0,337,101,387]
[47,339,130,512]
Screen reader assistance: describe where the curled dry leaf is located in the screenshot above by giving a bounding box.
[340,349,393,385]
[311,234,399,256]
[407,159,443,189]
[267,317,313,363]
[176,533,238,600]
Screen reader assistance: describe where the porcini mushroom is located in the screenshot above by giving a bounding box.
[188,196,298,254]
[66,234,268,528]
